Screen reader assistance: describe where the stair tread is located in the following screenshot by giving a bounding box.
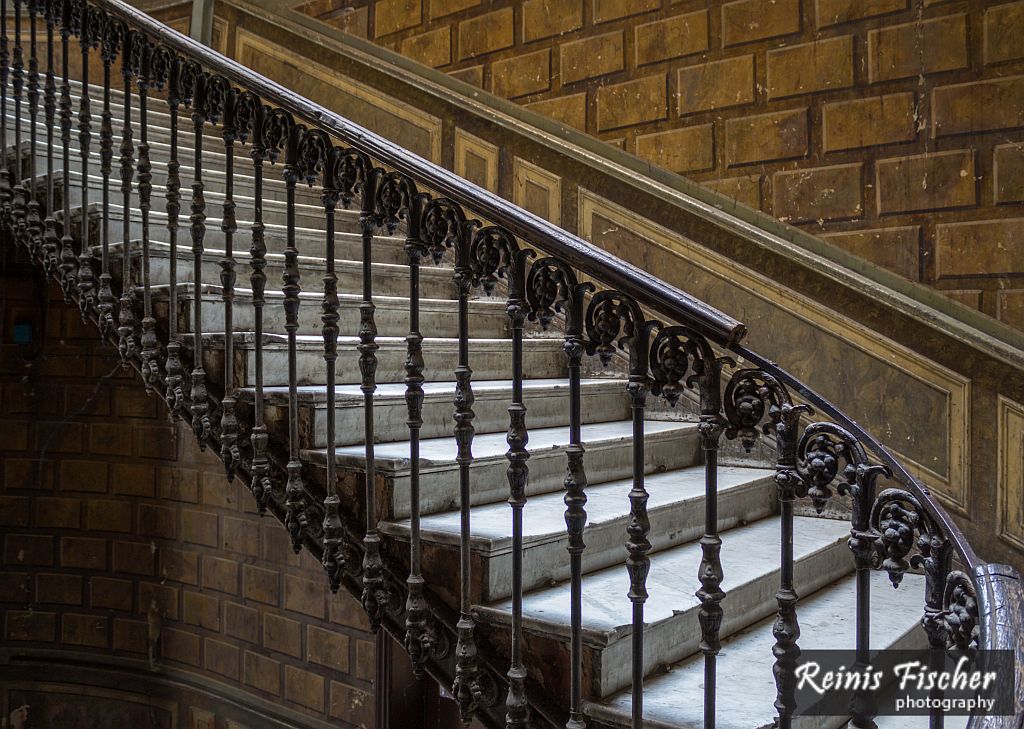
[242,377,626,404]
[382,464,774,550]
[588,570,927,729]
[479,515,850,643]
[304,419,696,470]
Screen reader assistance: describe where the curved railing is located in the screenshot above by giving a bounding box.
[1,0,1019,727]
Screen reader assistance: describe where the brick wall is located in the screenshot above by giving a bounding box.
[0,256,374,728]
[296,0,1024,332]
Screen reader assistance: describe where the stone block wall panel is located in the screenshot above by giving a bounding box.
[294,0,1024,328]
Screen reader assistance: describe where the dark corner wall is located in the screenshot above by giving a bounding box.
[0,246,374,729]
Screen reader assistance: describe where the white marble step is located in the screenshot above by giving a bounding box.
[104,239,457,299]
[478,515,853,699]
[382,465,776,602]
[588,570,928,729]
[156,282,510,338]
[304,420,702,519]
[58,201,410,266]
[190,332,569,389]
[250,378,630,447]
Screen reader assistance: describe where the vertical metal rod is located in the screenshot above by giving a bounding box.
[58,1,76,300]
[359,168,386,630]
[626,375,650,729]
[282,128,306,551]
[505,247,531,729]
[248,117,269,510]
[25,0,41,256]
[96,23,115,337]
[219,88,239,479]
[75,0,96,318]
[321,153,343,590]
[403,193,430,675]
[10,0,26,243]
[562,277,589,729]
[0,0,11,224]
[39,0,57,274]
[188,74,210,443]
[138,43,159,392]
[163,60,185,418]
[451,228,480,723]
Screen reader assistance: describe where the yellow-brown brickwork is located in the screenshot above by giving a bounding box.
[295,0,1024,329]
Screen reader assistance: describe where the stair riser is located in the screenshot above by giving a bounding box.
[140,253,457,299]
[163,295,509,338]
[376,428,702,519]
[200,340,569,389]
[282,382,631,447]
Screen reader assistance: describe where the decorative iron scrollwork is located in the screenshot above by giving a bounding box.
[419,196,464,265]
[469,224,517,295]
[870,488,931,588]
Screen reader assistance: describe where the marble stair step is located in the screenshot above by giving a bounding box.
[381,464,776,602]
[155,282,509,338]
[189,332,569,389]
[102,239,457,299]
[477,515,853,699]
[303,419,702,519]
[249,377,630,447]
[588,570,928,729]
[57,202,409,265]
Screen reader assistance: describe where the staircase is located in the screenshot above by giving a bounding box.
[2,2,1020,729]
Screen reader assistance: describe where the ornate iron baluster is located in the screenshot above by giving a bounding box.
[358,164,388,630]
[586,290,654,729]
[246,103,288,511]
[649,325,730,729]
[208,75,240,478]
[161,50,185,418]
[184,62,210,443]
[283,123,323,550]
[136,37,160,393]
[796,423,889,729]
[25,0,42,257]
[320,144,344,591]
[451,204,482,723]
[0,0,10,228]
[57,0,76,299]
[724,369,811,729]
[95,17,119,337]
[402,189,437,676]
[74,0,97,319]
[10,0,26,246]
[526,257,592,729]
[115,30,137,364]
[39,0,59,274]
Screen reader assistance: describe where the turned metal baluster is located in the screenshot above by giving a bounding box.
[39,0,58,273]
[25,0,41,257]
[320,145,345,592]
[246,103,287,512]
[114,31,135,364]
[525,259,592,729]
[217,80,240,479]
[359,166,388,630]
[504,236,533,729]
[162,53,185,417]
[10,0,26,246]
[57,0,77,298]
[95,18,117,337]
[452,210,482,723]
[74,0,97,319]
[187,66,210,444]
[0,0,10,227]
[403,190,433,675]
[136,39,160,392]
[585,292,652,729]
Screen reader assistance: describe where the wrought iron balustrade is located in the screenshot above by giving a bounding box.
[0,1,1020,728]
